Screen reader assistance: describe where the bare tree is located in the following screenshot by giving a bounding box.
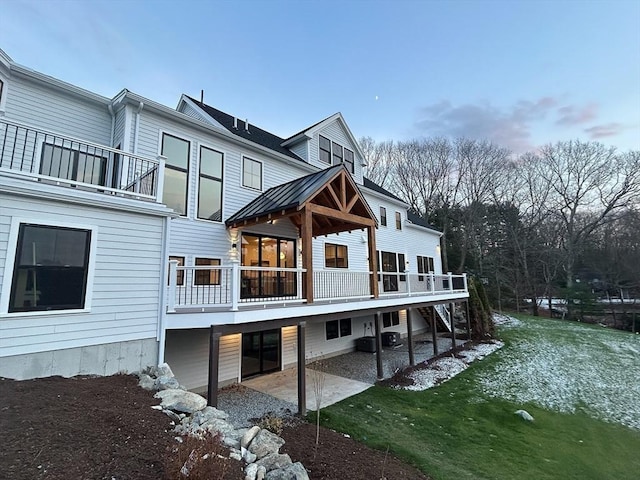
[359,136,395,188]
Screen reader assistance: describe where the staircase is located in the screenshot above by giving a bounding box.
[417,305,452,332]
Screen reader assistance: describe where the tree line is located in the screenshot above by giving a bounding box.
[361,136,640,321]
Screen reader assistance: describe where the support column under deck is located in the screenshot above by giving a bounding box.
[407,308,415,366]
[207,327,222,407]
[450,302,456,349]
[431,306,439,356]
[374,312,384,380]
[465,301,471,340]
[297,321,306,416]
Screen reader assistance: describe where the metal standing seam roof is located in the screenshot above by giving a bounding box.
[225,164,345,226]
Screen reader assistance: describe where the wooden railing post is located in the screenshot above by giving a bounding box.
[167,260,178,312]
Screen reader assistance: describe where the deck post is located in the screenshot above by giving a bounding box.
[297,321,307,416]
[155,155,166,203]
[430,272,435,294]
[465,300,472,340]
[302,207,314,303]
[167,260,178,313]
[450,302,456,349]
[407,308,415,366]
[207,327,222,407]
[431,306,439,355]
[230,260,240,311]
[367,226,379,298]
[374,312,384,380]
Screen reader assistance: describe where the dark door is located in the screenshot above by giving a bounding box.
[241,329,281,379]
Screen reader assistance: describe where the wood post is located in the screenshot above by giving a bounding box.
[431,306,438,355]
[367,226,379,298]
[302,207,314,303]
[207,327,222,407]
[450,302,456,349]
[407,308,415,366]
[297,321,306,416]
[374,312,384,380]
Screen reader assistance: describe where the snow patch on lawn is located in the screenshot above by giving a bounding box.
[478,315,640,430]
[403,341,504,391]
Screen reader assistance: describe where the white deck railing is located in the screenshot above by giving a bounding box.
[0,119,165,201]
[167,262,468,312]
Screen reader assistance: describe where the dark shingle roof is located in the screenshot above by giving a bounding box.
[362,177,405,203]
[186,96,304,162]
[226,164,344,226]
[407,210,440,232]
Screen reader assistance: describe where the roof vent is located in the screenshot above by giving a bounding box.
[233,117,238,129]
[245,119,249,133]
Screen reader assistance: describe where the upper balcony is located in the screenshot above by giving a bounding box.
[0,119,165,202]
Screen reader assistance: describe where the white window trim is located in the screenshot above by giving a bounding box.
[317,135,355,173]
[0,73,8,115]
[0,217,98,317]
[158,129,192,218]
[240,155,263,192]
[194,141,226,224]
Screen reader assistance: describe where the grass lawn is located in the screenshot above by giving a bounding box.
[318,314,640,480]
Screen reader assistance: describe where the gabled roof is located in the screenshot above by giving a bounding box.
[185,96,305,162]
[407,210,441,234]
[226,164,344,226]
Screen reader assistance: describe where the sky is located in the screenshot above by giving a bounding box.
[1,0,639,154]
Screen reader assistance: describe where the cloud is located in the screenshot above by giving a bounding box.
[556,103,598,126]
[415,97,559,153]
[584,123,625,139]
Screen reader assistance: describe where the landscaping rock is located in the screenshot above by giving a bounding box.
[154,389,206,413]
[155,376,180,390]
[242,446,257,464]
[203,418,236,437]
[245,463,259,480]
[515,409,534,421]
[256,452,292,472]
[265,462,309,480]
[256,465,266,480]
[162,409,182,423]
[249,429,285,459]
[138,374,155,391]
[151,362,174,378]
[241,425,261,448]
[192,405,228,425]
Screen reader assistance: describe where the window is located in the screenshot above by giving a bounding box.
[332,142,343,165]
[198,146,223,221]
[344,148,354,173]
[40,143,108,186]
[417,255,435,281]
[398,253,406,281]
[325,243,348,268]
[395,212,402,230]
[242,156,262,190]
[194,258,221,285]
[319,135,331,163]
[381,251,398,292]
[380,207,387,227]
[169,256,185,286]
[326,318,352,340]
[162,133,190,215]
[9,224,91,313]
[383,311,400,328]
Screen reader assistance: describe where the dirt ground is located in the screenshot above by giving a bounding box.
[0,374,429,480]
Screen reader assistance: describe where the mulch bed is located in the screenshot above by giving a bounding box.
[0,374,430,479]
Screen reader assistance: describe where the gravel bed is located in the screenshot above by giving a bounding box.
[308,332,464,384]
[217,383,297,427]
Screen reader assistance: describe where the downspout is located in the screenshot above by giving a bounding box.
[157,214,171,366]
[133,101,144,154]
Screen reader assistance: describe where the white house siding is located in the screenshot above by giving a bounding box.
[4,72,111,145]
[113,105,127,149]
[0,192,166,379]
[288,141,308,161]
[164,329,241,391]
[179,101,218,126]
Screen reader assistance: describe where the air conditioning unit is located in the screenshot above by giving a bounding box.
[382,331,399,347]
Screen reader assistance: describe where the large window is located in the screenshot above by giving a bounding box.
[9,224,91,313]
[318,135,355,173]
[417,255,435,281]
[194,257,221,285]
[326,318,352,340]
[395,211,402,230]
[383,311,400,328]
[198,146,223,221]
[325,243,348,268]
[162,133,190,215]
[380,250,398,292]
[241,234,296,298]
[242,156,262,190]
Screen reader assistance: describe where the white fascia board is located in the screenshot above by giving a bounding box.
[176,95,226,129]
[280,131,313,147]
[0,174,177,218]
[406,221,443,237]
[120,91,318,174]
[361,185,409,208]
[10,63,111,106]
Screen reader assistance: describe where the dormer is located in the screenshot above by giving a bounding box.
[281,112,366,184]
